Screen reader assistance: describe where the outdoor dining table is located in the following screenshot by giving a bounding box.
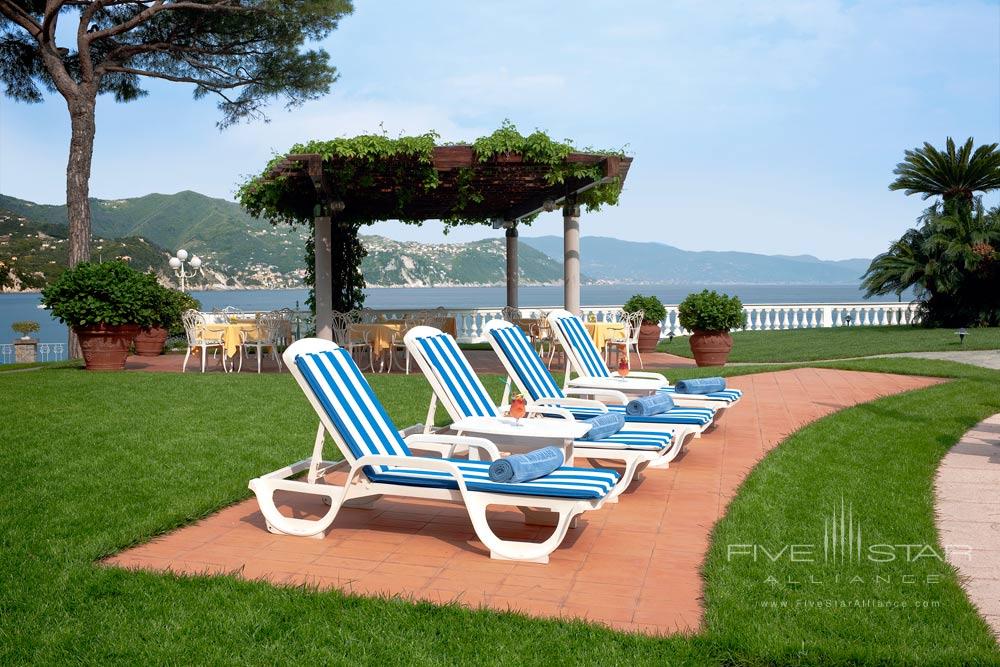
[197,321,261,358]
[585,321,626,350]
[352,317,458,368]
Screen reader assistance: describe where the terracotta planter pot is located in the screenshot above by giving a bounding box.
[133,326,169,356]
[636,322,661,353]
[75,324,140,370]
[688,330,733,367]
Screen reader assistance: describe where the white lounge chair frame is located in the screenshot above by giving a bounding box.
[546,309,737,412]
[403,325,688,498]
[247,338,614,563]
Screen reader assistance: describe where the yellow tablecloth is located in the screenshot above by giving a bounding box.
[197,322,260,358]
[585,322,626,349]
[354,322,404,356]
[355,318,457,356]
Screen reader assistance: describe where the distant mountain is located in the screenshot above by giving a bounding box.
[0,191,874,290]
[521,236,870,285]
[0,208,169,289]
[361,235,569,287]
[772,253,873,276]
[0,191,309,287]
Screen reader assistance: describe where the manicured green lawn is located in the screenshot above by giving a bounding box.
[1,360,998,664]
[659,325,1000,362]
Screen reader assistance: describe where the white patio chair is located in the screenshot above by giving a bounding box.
[605,310,645,369]
[332,311,375,372]
[181,309,228,373]
[247,338,619,563]
[241,311,285,373]
[500,306,521,322]
[388,311,428,374]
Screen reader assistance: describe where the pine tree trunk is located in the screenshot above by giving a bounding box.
[65,95,97,359]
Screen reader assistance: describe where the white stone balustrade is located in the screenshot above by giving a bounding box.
[340,301,922,343]
[0,302,923,365]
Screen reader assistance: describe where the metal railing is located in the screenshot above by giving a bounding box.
[0,342,67,365]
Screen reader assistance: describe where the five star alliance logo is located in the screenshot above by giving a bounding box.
[824,497,862,563]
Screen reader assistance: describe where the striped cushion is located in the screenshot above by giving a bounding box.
[489,325,564,401]
[659,386,743,404]
[555,316,611,378]
[575,428,672,451]
[296,349,616,500]
[368,458,618,499]
[415,334,499,418]
[568,403,715,427]
[296,349,411,460]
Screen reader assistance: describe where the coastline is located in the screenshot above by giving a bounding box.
[3,280,865,294]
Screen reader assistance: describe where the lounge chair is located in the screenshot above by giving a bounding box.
[247,338,619,564]
[483,320,716,437]
[403,326,690,498]
[546,309,743,409]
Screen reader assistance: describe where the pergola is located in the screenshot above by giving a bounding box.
[264,145,633,339]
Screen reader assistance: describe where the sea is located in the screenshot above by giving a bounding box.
[0,284,910,345]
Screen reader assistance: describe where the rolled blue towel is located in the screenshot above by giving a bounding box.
[626,393,675,416]
[488,446,565,483]
[675,377,727,394]
[582,412,625,440]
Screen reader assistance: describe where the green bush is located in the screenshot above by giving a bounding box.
[41,261,162,329]
[158,288,201,335]
[623,294,667,324]
[678,290,747,332]
[11,320,40,337]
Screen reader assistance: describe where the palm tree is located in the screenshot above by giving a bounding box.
[889,137,1000,208]
[862,225,935,302]
[864,200,1000,325]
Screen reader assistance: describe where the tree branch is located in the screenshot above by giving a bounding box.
[0,0,44,38]
[102,64,248,89]
[84,0,258,44]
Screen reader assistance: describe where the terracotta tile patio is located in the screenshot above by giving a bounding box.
[105,367,939,635]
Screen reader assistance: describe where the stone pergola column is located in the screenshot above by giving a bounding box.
[313,214,333,340]
[563,200,581,315]
[505,221,518,309]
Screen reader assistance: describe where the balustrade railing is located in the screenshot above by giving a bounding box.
[323,301,922,343]
[0,302,921,365]
[0,342,67,365]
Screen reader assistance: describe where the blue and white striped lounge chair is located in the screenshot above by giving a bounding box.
[546,309,743,411]
[403,326,688,495]
[247,338,619,563]
[483,319,714,439]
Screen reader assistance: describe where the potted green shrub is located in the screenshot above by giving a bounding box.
[41,261,161,370]
[11,320,40,340]
[134,287,201,356]
[622,294,667,353]
[677,290,747,366]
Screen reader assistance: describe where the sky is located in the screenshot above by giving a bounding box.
[1,0,998,260]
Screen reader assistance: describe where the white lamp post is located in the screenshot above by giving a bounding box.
[169,249,203,292]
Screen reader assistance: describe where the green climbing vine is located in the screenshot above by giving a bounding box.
[238,121,627,312]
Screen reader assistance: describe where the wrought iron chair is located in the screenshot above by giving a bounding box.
[389,311,432,374]
[500,306,522,322]
[332,310,375,372]
[605,310,645,369]
[240,311,287,373]
[181,309,228,373]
